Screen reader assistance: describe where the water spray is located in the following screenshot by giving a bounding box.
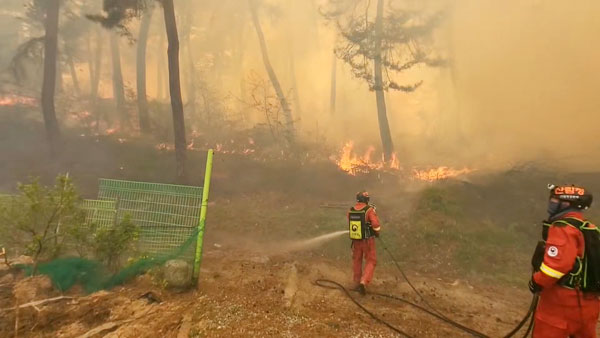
[275,230,349,254]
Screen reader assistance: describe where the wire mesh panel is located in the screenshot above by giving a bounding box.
[81,199,117,228]
[97,179,203,262]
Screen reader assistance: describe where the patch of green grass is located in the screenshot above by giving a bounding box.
[415,186,463,217]
[380,185,536,287]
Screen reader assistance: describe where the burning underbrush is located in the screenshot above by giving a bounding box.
[0,94,37,107]
[332,141,475,182]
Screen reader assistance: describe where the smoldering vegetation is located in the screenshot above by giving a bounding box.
[0,0,598,174]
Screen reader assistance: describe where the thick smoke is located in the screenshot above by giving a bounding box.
[2,0,600,171]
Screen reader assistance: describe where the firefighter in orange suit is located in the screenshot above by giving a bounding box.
[348,191,381,295]
[530,184,599,338]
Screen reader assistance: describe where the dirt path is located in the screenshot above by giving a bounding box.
[0,246,534,338]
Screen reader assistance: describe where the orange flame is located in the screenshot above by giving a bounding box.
[155,143,174,151]
[187,139,195,150]
[390,153,400,170]
[0,95,37,107]
[335,141,393,175]
[334,141,474,181]
[105,127,119,135]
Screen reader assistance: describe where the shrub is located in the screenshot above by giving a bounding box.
[0,175,85,274]
[92,214,140,272]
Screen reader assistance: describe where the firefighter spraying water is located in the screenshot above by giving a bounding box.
[348,191,381,295]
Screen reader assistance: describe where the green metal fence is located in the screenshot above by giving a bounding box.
[81,199,117,229]
[97,179,204,262]
[1,151,214,285]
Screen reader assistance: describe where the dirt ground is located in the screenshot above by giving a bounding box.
[0,242,535,338]
[2,117,600,337]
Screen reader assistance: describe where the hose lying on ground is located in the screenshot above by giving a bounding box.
[314,279,414,337]
[315,278,537,337]
[315,278,487,337]
[378,236,538,338]
[313,237,538,337]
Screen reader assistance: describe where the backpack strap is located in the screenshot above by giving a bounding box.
[542,221,552,241]
[554,217,588,229]
[350,205,372,213]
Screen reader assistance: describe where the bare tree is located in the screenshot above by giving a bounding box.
[65,52,81,96]
[373,0,392,161]
[156,24,166,100]
[181,4,197,120]
[162,0,187,181]
[329,51,337,115]
[248,0,295,145]
[87,28,104,130]
[110,32,127,126]
[90,0,188,180]
[137,5,154,133]
[41,0,61,148]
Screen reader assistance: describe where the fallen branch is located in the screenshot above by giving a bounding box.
[1,248,9,268]
[14,299,19,338]
[77,319,134,338]
[0,296,74,312]
[77,306,158,338]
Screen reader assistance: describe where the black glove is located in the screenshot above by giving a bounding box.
[528,277,542,294]
[374,231,380,237]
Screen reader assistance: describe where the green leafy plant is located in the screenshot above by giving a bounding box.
[66,220,97,258]
[92,214,140,271]
[0,175,85,274]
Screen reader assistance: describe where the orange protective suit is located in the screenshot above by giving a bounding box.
[533,211,600,338]
[349,202,381,286]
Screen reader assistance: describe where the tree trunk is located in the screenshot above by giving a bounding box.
[329,51,337,115]
[86,32,94,96]
[285,3,302,121]
[156,27,166,100]
[248,0,295,144]
[41,0,61,148]
[88,28,104,131]
[289,51,302,120]
[87,29,103,100]
[137,7,154,133]
[185,36,197,118]
[67,53,81,97]
[183,9,197,119]
[55,59,63,94]
[374,0,394,162]
[234,16,247,122]
[110,32,127,126]
[162,0,187,182]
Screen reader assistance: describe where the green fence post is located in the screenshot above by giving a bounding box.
[193,149,214,283]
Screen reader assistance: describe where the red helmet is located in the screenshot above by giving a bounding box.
[548,184,593,210]
[356,191,370,203]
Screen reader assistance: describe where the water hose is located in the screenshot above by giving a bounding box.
[315,279,414,337]
[314,236,538,337]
